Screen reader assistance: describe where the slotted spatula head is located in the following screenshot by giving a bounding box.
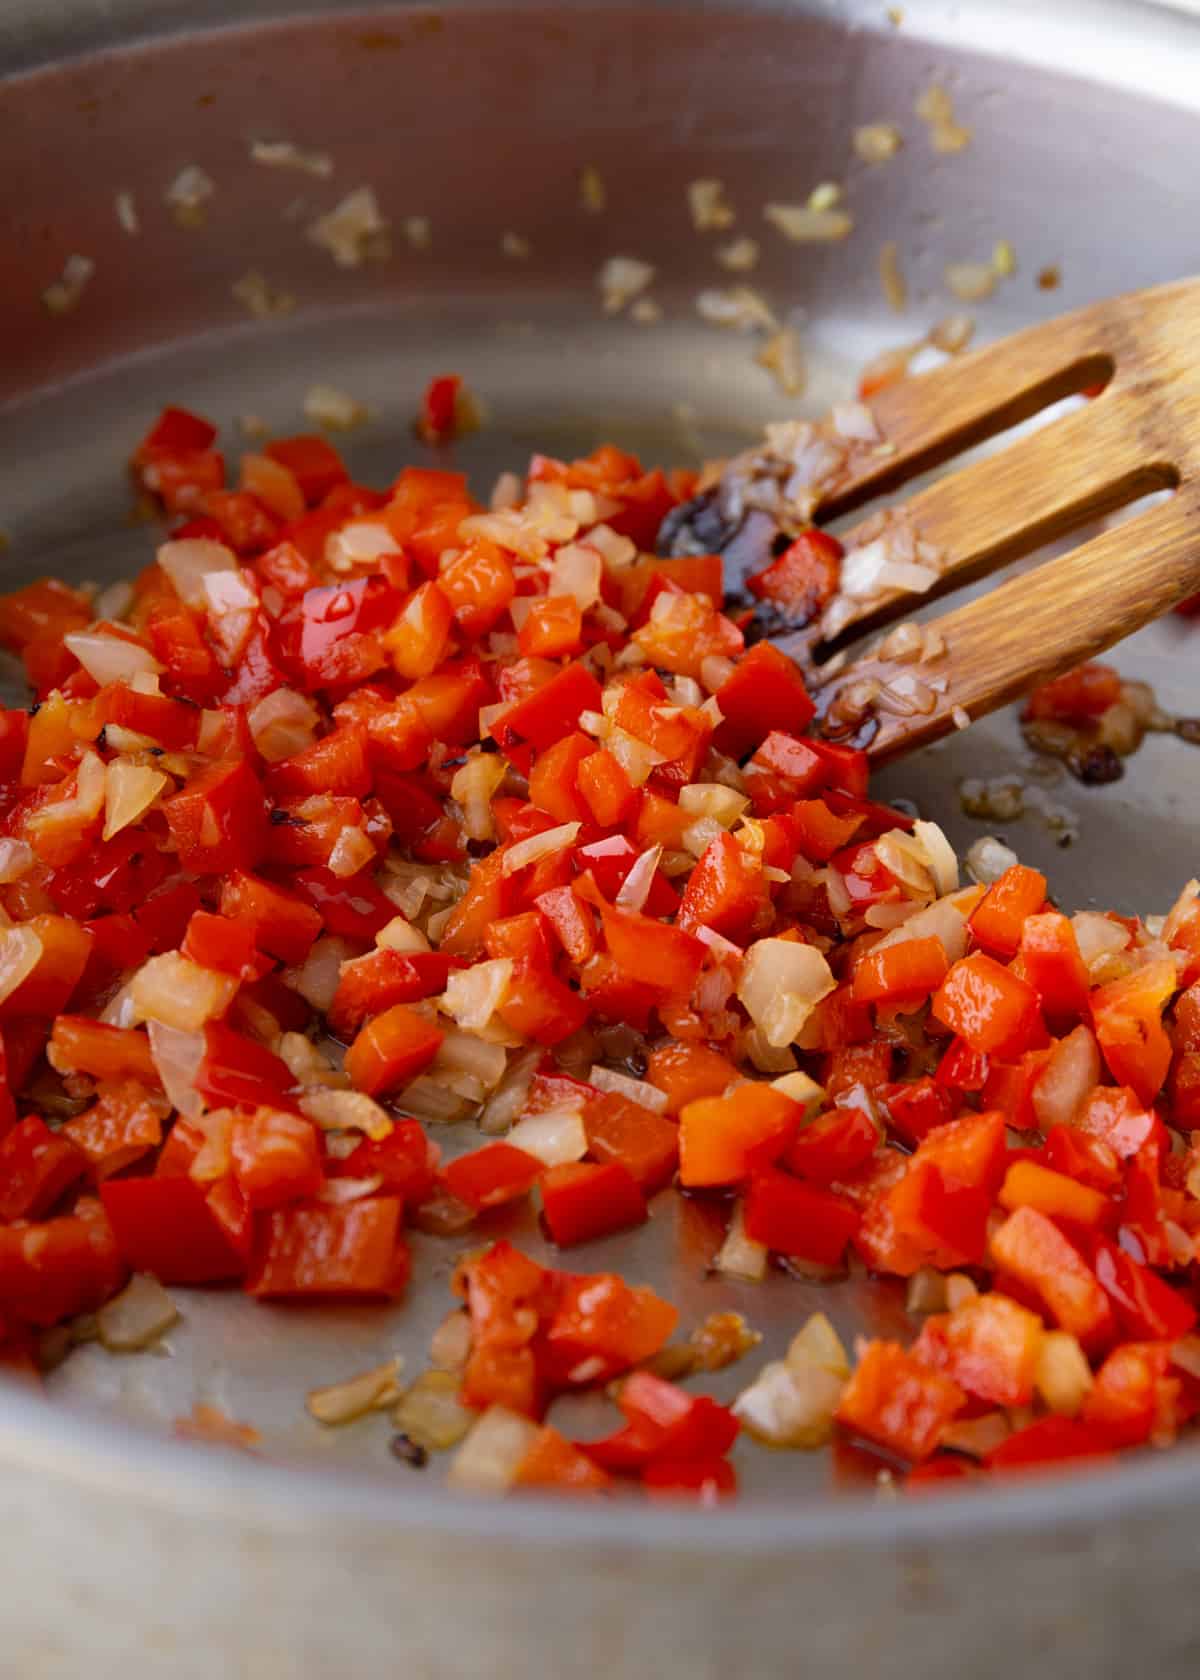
[730,277,1200,763]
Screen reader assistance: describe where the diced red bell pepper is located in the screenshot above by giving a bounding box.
[344,1004,444,1097]
[712,642,816,760]
[100,1174,247,1284]
[195,1022,296,1112]
[46,1017,157,1085]
[576,834,680,917]
[267,725,373,802]
[534,884,597,965]
[181,912,271,982]
[919,1293,1045,1407]
[0,1116,87,1221]
[677,831,764,944]
[248,1198,406,1299]
[291,867,396,941]
[1012,911,1091,1023]
[0,1197,126,1327]
[328,1118,440,1204]
[645,1042,739,1114]
[497,964,590,1046]
[62,1083,164,1180]
[879,1077,953,1146]
[218,870,323,965]
[439,540,515,637]
[265,435,348,504]
[784,1105,878,1184]
[492,662,603,765]
[642,1457,738,1502]
[99,683,200,751]
[853,935,949,1007]
[328,949,452,1041]
[518,595,585,660]
[583,1371,738,1471]
[440,848,515,958]
[442,1143,543,1212]
[968,864,1047,959]
[744,1166,860,1265]
[1090,1236,1197,1341]
[678,1082,802,1187]
[1082,1341,1181,1449]
[789,797,864,864]
[582,1091,679,1194]
[744,529,842,620]
[823,1039,894,1101]
[515,1426,612,1493]
[986,1414,1117,1472]
[1043,1124,1122,1193]
[541,1271,678,1388]
[1091,958,1177,1106]
[133,405,218,465]
[991,1205,1115,1350]
[931,952,1044,1059]
[575,749,636,829]
[162,759,268,876]
[835,1340,965,1464]
[540,1159,647,1246]
[615,553,724,622]
[600,905,705,997]
[527,731,593,825]
[230,1109,323,1210]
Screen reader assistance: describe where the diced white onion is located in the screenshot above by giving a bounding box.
[450,754,507,843]
[103,761,168,841]
[733,1358,844,1447]
[0,840,34,885]
[448,1405,540,1493]
[615,845,662,912]
[1030,1024,1100,1132]
[737,937,836,1047]
[147,1021,206,1119]
[434,1029,508,1090]
[715,1198,768,1281]
[283,935,357,1013]
[501,822,580,875]
[478,1047,542,1136]
[300,1087,393,1141]
[1035,1331,1093,1416]
[876,894,968,963]
[375,916,431,954]
[64,630,163,686]
[770,1071,826,1118]
[0,925,43,1007]
[678,783,749,826]
[442,959,513,1032]
[96,1274,180,1352]
[508,1104,588,1165]
[129,953,238,1032]
[548,543,603,610]
[965,836,1019,886]
[306,1357,404,1426]
[787,1312,850,1378]
[588,1065,669,1113]
[157,538,238,608]
[327,827,377,879]
[912,820,959,896]
[248,688,321,762]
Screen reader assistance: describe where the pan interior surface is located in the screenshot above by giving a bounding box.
[2,0,1200,1525]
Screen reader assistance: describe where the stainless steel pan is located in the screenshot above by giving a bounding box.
[3,1,1200,1672]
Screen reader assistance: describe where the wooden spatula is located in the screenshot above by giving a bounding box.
[725,278,1200,764]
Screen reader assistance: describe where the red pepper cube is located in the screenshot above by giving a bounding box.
[133,405,218,465]
[48,1017,158,1085]
[534,885,597,965]
[62,1083,164,1180]
[181,911,271,981]
[968,864,1048,959]
[1090,1236,1197,1341]
[744,529,841,619]
[600,905,705,998]
[676,830,764,944]
[1012,911,1091,1022]
[496,965,590,1046]
[931,1293,1045,1408]
[744,1167,859,1265]
[230,1109,323,1211]
[678,1083,802,1188]
[196,1023,297,1112]
[712,641,817,760]
[248,1197,406,1299]
[583,1091,679,1194]
[1023,661,1121,724]
[527,731,593,825]
[492,662,603,761]
[384,581,454,680]
[328,1118,439,1205]
[540,1159,647,1247]
[100,1175,247,1285]
[439,540,515,638]
[852,935,949,1007]
[1091,957,1177,1106]
[879,1077,954,1147]
[931,952,1044,1059]
[515,1426,612,1493]
[265,434,348,505]
[327,949,453,1041]
[783,1105,878,1185]
[100,684,200,751]
[642,1458,738,1502]
[162,759,268,876]
[266,724,373,801]
[1081,1341,1178,1448]
[991,1204,1115,1350]
[986,1414,1117,1472]
[0,1197,126,1327]
[518,595,584,660]
[789,797,863,864]
[542,1271,678,1388]
[0,1115,87,1221]
[219,871,324,965]
[836,1339,965,1464]
[344,1004,444,1097]
[575,749,637,829]
[590,1370,739,1467]
[442,1143,542,1212]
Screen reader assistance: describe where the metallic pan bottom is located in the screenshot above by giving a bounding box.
[2,2,1200,1673]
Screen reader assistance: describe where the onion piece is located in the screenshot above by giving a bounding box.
[588,1065,669,1113]
[737,937,836,1047]
[615,845,662,913]
[327,826,377,879]
[375,916,432,955]
[26,752,107,842]
[678,783,749,826]
[306,1356,404,1426]
[248,688,320,762]
[147,1021,206,1119]
[430,1309,473,1372]
[715,1199,768,1282]
[501,822,580,875]
[1072,911,1131,970]
[157,538,237,607]
[450,754,507,843]
[64,630,162,686]
[965,836,1019,885]
[477,1047,541,1137]
[770,1070,826,1119]
[764,203,854,242]
[300,1088,393,1141]
[397,1370,476,1451]
[733,1358,844,1447]
[129,953,238,1032]
[283,935,357,1014]
[96,1273,179,1352]
[1030,1024,1099,1132]
[0,925,43,1007]
[447,1404,540,1492]
[433,1029,508,1091]
[876,894,969,963]
[912,820,959,896]
[441,959,513,1033]
[507,1103,588,1166]
[548,543,603,610]
[1035,1332,1093,1416]
[103,761,168,841]
[787,1312,850,1378]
